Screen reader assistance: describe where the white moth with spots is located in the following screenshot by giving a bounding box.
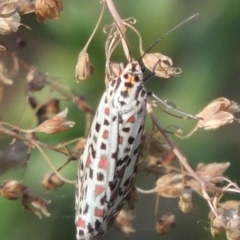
[75,60,147,239]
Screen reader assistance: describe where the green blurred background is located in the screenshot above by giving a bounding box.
[1,0,240,239]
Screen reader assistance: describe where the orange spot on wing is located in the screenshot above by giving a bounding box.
[77,218,85,228]
[99,156,107,169]
[95,208,105,218]
[95,185,104,195]
[128,116,135,123]
[86,155,91,167]
[104,107,110,115]
[102,130,109,139]
[118,136,123,144]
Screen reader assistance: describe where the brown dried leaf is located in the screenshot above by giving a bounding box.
[22,191,51,218]
[142,53,181,78]
[0,179,26,200]
[75,51,94,81]
[196,162,230,181]
[35,0,63,24]
[187,162,230,196]
[156,214,176,234]
[113,210,135,235]
[36,108,75,134]
[155,173,182,198]
[196,98,240,130]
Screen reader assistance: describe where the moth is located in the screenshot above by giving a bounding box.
[75,60,147,239]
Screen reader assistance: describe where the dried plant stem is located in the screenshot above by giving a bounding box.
[105,0,130,59]
[35,144,75,184]
[0,125,80,160]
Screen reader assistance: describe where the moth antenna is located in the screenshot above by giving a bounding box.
[139,13,199,61]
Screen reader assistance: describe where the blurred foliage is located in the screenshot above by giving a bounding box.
[0,1,240,240]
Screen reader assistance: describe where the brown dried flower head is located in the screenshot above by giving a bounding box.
[35,0,63,24]
[0,1,21,35]
[196,98,240,130]
[179,186,193,214]
[0,179,26,200]
[22,191,51,218]
[42,172,64,190]
[209,211,227,237]
[36,108,75,134]
[156,214,176,234]
[155,173,182,198]
[187,162,230,195]
[142,53,182,78]
[75,50,94,81]
[27,66,47,92]
[226,216,240,240]
[28,97,60,124]
[113,210,135,235]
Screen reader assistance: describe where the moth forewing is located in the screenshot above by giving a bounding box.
[75,61,147,239]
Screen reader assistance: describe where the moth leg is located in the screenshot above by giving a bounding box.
[147,92,200,120]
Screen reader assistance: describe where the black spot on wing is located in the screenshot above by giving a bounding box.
[103,119,110,126]
[95,122,100,133]
[83,204,89,214]
[128,136,135,144]
[95,220,101,230]
[97,172,104,181]
[100,142,106,150]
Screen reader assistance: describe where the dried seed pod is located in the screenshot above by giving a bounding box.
[209,213,227,237]
[0,179,26,200]
[75,51,94,81]
[35,0,63,24]
[179,186,193,213]
[0,1,21,35]
[142,53,181,78]
[42,173,64,190]
[113,210,135,235]
[28,97,60,124]
[22,191,51,218]
[156,214,176,234]
[36,108,75,134]
[196,98,240,130]
[226,216,240,240]
[27,66,47,92]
